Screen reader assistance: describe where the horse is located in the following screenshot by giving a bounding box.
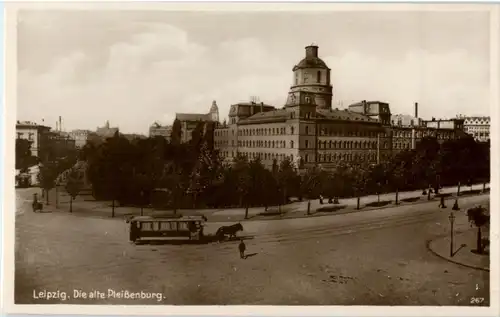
[215,223,244,242]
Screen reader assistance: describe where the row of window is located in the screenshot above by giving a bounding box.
[216,126,459,139]
[393,142,411,149]
[317,152,377,163]
[230,126,380,137]
[318,127,379,138]
[221,151,291,162]
[217,139,387,150]
[238,127,287,137]
[17,132,34,141]
[317,140,377,150]
[238,140,287,149]
[219,151,376,164]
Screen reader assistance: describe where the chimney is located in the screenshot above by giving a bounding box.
[414,102,418,118]
[260,102,264,113]
[305,45,318,58]
[59,116,62,131]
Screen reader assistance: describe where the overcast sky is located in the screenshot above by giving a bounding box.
[17,9,491,134]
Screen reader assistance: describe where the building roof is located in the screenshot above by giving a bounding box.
[228,102,276,117]
[349,100,389,107]
[16,121,51,130]
[293,57,329,70]
[237,108,380,125]
[316,108,379,123]
[238,109,289,124]
[176,113,211,122]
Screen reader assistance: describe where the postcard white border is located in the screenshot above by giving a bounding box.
[2,2,499,316]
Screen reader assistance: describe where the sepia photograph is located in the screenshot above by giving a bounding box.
[3,2,497,313]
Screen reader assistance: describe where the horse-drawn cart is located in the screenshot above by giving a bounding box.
[127,215,207,243]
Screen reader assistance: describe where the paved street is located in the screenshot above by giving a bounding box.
[15,188,490,305]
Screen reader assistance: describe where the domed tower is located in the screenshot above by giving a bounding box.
[285,45,333,110]
[209,100,219,122]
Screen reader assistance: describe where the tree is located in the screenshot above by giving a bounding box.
[202,121,216,152]
[232,155,252,218]
[190,121,205,152]
[65,169,83,213]
[37,164,57,205]
[16,139,38,170]
[163,163,186,215]
[391,163,405,205]
[301,167,321,215]
[351,165,367,210]
[170,118,182,145]
[366,163,388,203]
[467,206,490,254]
[412,137,440,193]
[276,157,297,214]
[134,172,152,216]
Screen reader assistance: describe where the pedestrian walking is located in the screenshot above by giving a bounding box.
[438,195,447,209]
[238,239,246,259]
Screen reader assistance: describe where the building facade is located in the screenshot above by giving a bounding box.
[16,121,51,158]
[176,100,219,143]
[149,122,172,140]
[42,131,76,162]
[457,115,490,142]
[96,121,119,138]
[213,45,468,170]
[68,129,94,148]
[215,45,388,170]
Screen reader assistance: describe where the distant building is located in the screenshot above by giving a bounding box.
[214,45,386,170]
[16,120,51,158]
[391,103,424,128]
[42,131,76,162]
[149,122,172,140]
[176,100,219,143]
[68,129,94,148]
[96,120,119,138]
[457,115,490,142]
[121,133,148,142]
[213,45,468,170]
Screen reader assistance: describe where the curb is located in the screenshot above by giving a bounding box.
[42,190,489,224]
[426,234,490,272]
[243,191,489,223]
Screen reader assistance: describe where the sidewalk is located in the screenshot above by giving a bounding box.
[45,183,489,223]
[427,228,490,272]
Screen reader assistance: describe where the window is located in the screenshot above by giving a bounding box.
[317,70,321,83]
[291,126,295,134]
[305,140,309,148]
[290,140,294,148]
[305,126,309,135]
[17,133,22,139]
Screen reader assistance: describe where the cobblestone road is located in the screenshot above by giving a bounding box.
[14,189,490,305]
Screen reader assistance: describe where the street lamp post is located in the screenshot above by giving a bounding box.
[449,212,456,257]
[140,190,144,216]
[55,185,59,208]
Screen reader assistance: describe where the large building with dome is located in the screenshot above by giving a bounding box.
[212,45,467,170]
